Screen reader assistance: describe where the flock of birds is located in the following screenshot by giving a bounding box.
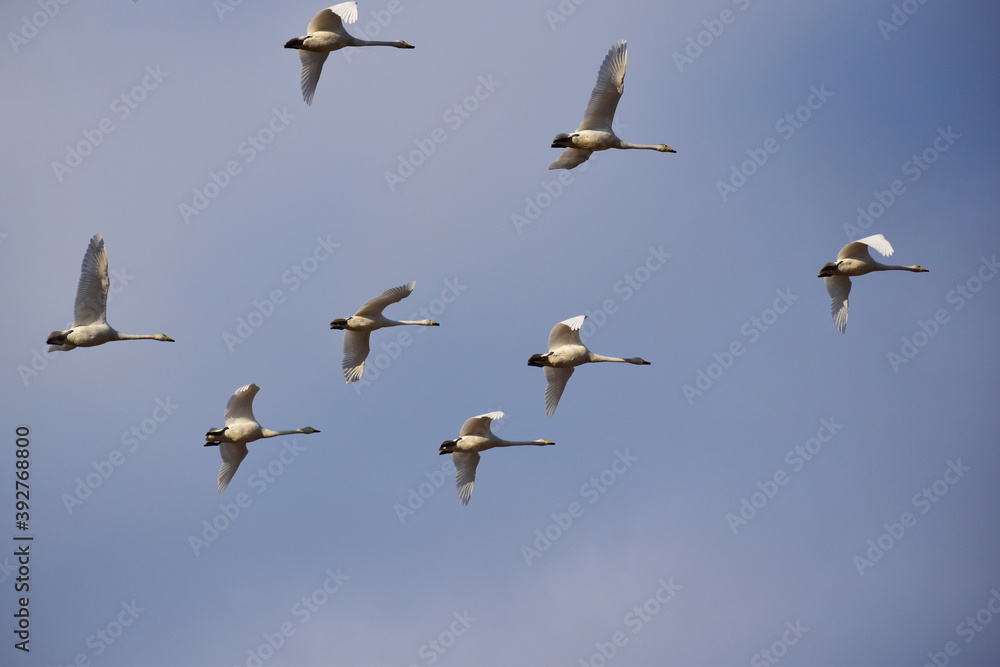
[49,2,928,504]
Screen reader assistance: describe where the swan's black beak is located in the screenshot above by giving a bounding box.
[284,37,305,49]
[330,318,349,330]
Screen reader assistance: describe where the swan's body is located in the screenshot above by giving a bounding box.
[284,2,414,105]
[528,315,651,417]
[46,234,174,351]
[330,281,438,382]
[204,384,320,494]
[818,234,928,333]
[439,411,554,505]
[549,40,675,170]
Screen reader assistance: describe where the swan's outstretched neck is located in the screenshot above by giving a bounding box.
[495,438,555,448]
[589,353,651,365]
[261,427,320,438]
[619,141,676,153]
[393,319,439,326]
[352,38,414,49]
[116,333,175,342]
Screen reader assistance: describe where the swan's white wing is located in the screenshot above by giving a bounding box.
[217,442,248,494]
[578,40,626,132]
[838,234,892,261]
[355,281,415,317]
[825,275,851,333]
[299,50,329,106]
[308,2,357,34]
[342,330,371,383]
[858,233,894,257]
[543,366,574,418]
[548,147,593,170]
[451,451,480,506]
[459,411,504,438]
[224,383,260,426]
[73,234,110,326]
[548,315,586,350]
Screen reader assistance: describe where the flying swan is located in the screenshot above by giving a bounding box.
[330,281,438,383]
[819,234,928,333]
[47,234,174,351]
[204,384,320,494]
[528,315,651,417]
[549,40,675,170]
[285,2,415,105]
[439,411,554,505]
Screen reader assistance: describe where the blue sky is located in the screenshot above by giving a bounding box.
[2,1,999,665]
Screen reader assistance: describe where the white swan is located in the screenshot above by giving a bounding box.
[549,40,675,170]
[439,411,554,505]
[47,234,174,351]
[330,281,439,383]
[819,234,928,333]
[284,2,415,105]
[204,384,320,494]
[528,315,651,417]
